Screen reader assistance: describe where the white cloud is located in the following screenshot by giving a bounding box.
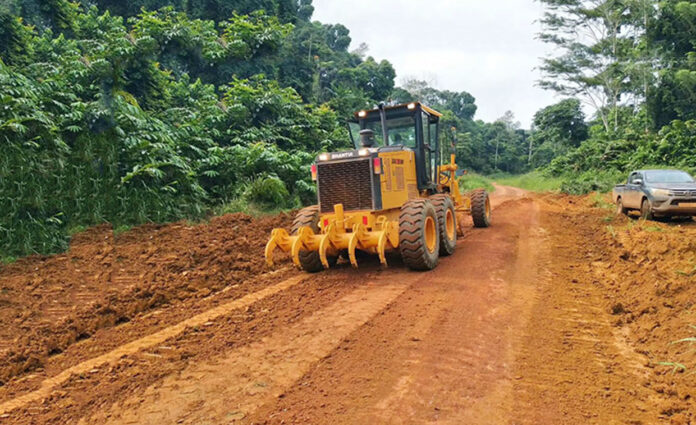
[311,0,560,128]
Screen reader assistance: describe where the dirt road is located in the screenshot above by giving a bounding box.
[1,186,695,424]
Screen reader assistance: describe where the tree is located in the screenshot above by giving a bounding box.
[528,99,588,167]
[647,0,696,127]
[537,0,639,131]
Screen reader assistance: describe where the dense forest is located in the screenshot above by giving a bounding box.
[535,0,696,193]
[1,0,695,258]
[0,0,526,258]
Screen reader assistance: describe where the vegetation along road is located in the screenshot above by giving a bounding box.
[1,187,695,424]
[2,0,696,423]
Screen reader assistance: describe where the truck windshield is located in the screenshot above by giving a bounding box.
[644,170,694,183]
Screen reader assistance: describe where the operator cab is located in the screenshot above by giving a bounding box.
[348,102,441,191]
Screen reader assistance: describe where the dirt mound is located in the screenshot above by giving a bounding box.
[595,220,696,422]
[0,212,293,385]
[538,193,696,422]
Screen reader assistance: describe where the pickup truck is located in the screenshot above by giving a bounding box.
[613,169,696,220]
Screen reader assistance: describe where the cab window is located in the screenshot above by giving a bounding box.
[354,115,417,148]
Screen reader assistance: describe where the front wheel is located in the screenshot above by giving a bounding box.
[430,194,457,256]
[399,199,440,271]
[471,189,491,228]
[640,198,654,220]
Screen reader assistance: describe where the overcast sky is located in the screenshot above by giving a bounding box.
[312,0,560,128]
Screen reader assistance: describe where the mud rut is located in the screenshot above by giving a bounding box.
[0,186,693,424]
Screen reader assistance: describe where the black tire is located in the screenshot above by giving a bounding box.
[471,189,491,228]
[291,206,337,273]
[430,194,457,256]
[616,197,628,216]
[399,199,440,271]
[640,198,654,220]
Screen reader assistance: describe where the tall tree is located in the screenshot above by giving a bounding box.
[647,0,696,127]
[537,0,637,131]
[528,99,588,167]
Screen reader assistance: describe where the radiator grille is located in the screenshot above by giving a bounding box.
[317,160,374,213]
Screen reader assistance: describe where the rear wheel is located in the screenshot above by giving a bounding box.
[430,194,457,256]
[616,197,628,216]
[640,198,654,220]
[291,206,337,273]
[399,200,440,271]
[471,189,491,228]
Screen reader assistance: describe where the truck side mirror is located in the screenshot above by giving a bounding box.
[634,179,643,186]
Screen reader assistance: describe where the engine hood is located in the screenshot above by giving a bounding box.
[648,182,696,190]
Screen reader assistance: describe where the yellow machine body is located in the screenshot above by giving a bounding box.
[265,102,487,272]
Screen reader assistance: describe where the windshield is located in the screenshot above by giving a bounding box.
[350,115,417,149]
[644,170,694,183]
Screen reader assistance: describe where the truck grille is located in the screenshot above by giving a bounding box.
[671,190,696,197]
[317,160,374,213]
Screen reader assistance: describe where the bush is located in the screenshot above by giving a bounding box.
[241,175,293,207]
[0,6,341,258]
[458,173,495,193]
[559,170,625,195]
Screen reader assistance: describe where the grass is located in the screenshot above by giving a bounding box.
[657,362,688,375]
[458,173,496,193]
[492,171,564,192]
[1,256,17,265]
[113,224,133,236]
[590,193,615,210]
[214,198,293,217]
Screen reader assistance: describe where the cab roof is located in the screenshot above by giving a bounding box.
[353,102,443,119]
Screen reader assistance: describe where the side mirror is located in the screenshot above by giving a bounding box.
[634,179,643,186]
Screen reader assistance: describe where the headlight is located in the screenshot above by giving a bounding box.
[650,188,670,197]
[358,148,370,156]
[318,153,330,162]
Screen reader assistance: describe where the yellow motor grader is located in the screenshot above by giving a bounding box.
[265,102,491,272]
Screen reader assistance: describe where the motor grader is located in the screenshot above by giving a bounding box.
[265,102,491,272]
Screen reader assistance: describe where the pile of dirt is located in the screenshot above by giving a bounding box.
[0,212,293,386]
[595,220,696,422]
[540,193,696,423]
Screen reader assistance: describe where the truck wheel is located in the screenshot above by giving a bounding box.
[430,194,457,256]
[471,189,491,228]
[640,198,654,220]
[399,199,440,271]
[291,206,337,272]
[615,197,628,216]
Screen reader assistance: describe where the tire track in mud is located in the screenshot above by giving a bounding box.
[0,186,534,424]
[86,279,419,425]
[248,193,539,425]
[509,198,657,424]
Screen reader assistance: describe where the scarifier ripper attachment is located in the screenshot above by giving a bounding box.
[265,203,399,270]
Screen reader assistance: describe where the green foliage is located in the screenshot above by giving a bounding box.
[0,2,356,258]
[241,175,291,207]
[458,173,495,193]
[532,0,696,195]
[528,99,588,168]
[494,172,564,193]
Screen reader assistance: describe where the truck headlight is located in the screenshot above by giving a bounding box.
[650,188,670,197]
[318,153,330,162]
